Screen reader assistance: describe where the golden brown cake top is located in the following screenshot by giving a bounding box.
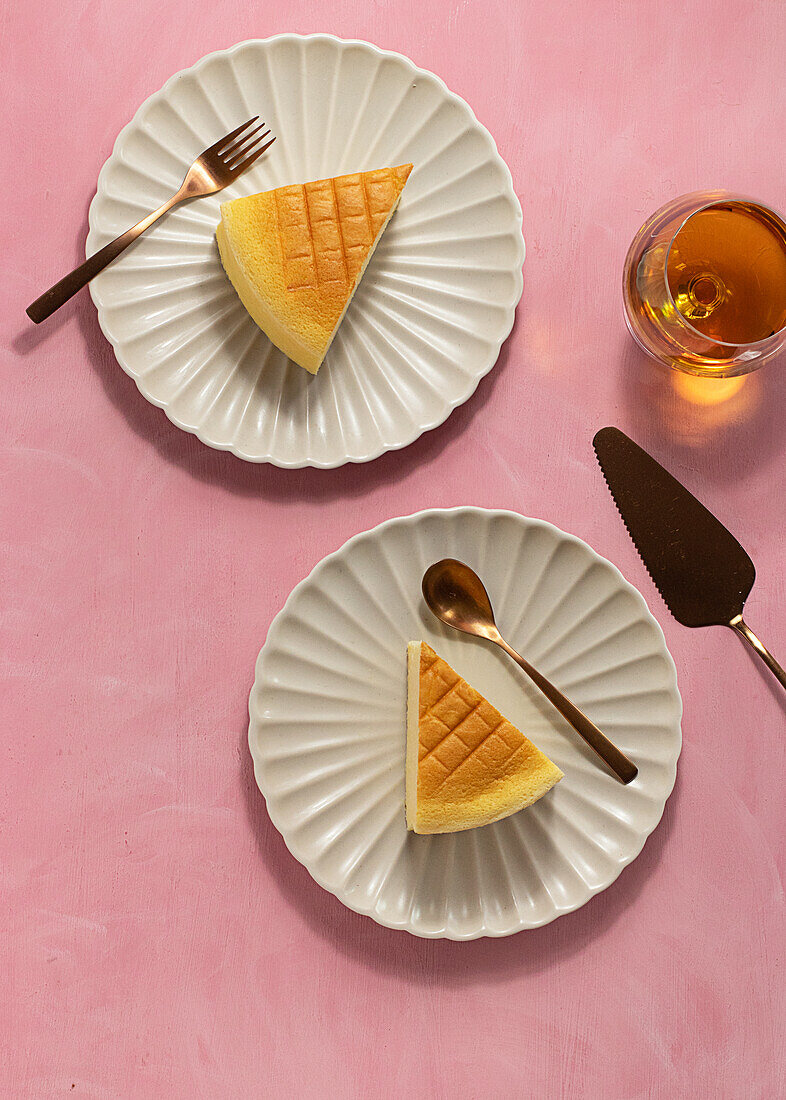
[274,165,413,291]
[417,642,554,803]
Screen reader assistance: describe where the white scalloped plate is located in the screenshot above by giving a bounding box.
[248,508,682,938]
[87,36,524,468]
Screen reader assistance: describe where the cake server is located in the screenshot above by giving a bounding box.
[27,118,275,323]
[593,426,786,691]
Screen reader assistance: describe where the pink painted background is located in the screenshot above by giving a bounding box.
[3,1,785,1096]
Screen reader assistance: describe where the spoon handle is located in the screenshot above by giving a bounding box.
[496,637,638,784]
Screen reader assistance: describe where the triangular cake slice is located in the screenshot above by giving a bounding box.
[406,641,563,834]
[216,163,413,373]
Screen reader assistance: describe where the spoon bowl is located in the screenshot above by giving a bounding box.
[421,558,500,641]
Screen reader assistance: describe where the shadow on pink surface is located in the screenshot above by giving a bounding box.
[83,293,512,500]
[14,296,78,354]
[239,727,681,981]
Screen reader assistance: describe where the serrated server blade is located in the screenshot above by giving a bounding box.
[592,427,755,628]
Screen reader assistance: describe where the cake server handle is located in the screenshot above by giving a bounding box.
[729,616,786,691]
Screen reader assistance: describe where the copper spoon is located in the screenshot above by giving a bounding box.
[422,558,638,784]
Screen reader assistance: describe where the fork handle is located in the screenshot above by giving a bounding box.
[495,636,639,784]
[729,616,786,691]
[26,193,180,323]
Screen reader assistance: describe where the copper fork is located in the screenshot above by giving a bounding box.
[27,117,275,323]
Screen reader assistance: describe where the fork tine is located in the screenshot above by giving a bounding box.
[228,136,276,178]
[224,129,272,169]
[220,122,268,162]
[209,117,259,156]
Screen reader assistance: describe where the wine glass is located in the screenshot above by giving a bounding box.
[623,191,786,377]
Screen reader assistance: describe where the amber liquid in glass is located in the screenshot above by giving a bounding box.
[667,202,786,344]
[624,195,786,376]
